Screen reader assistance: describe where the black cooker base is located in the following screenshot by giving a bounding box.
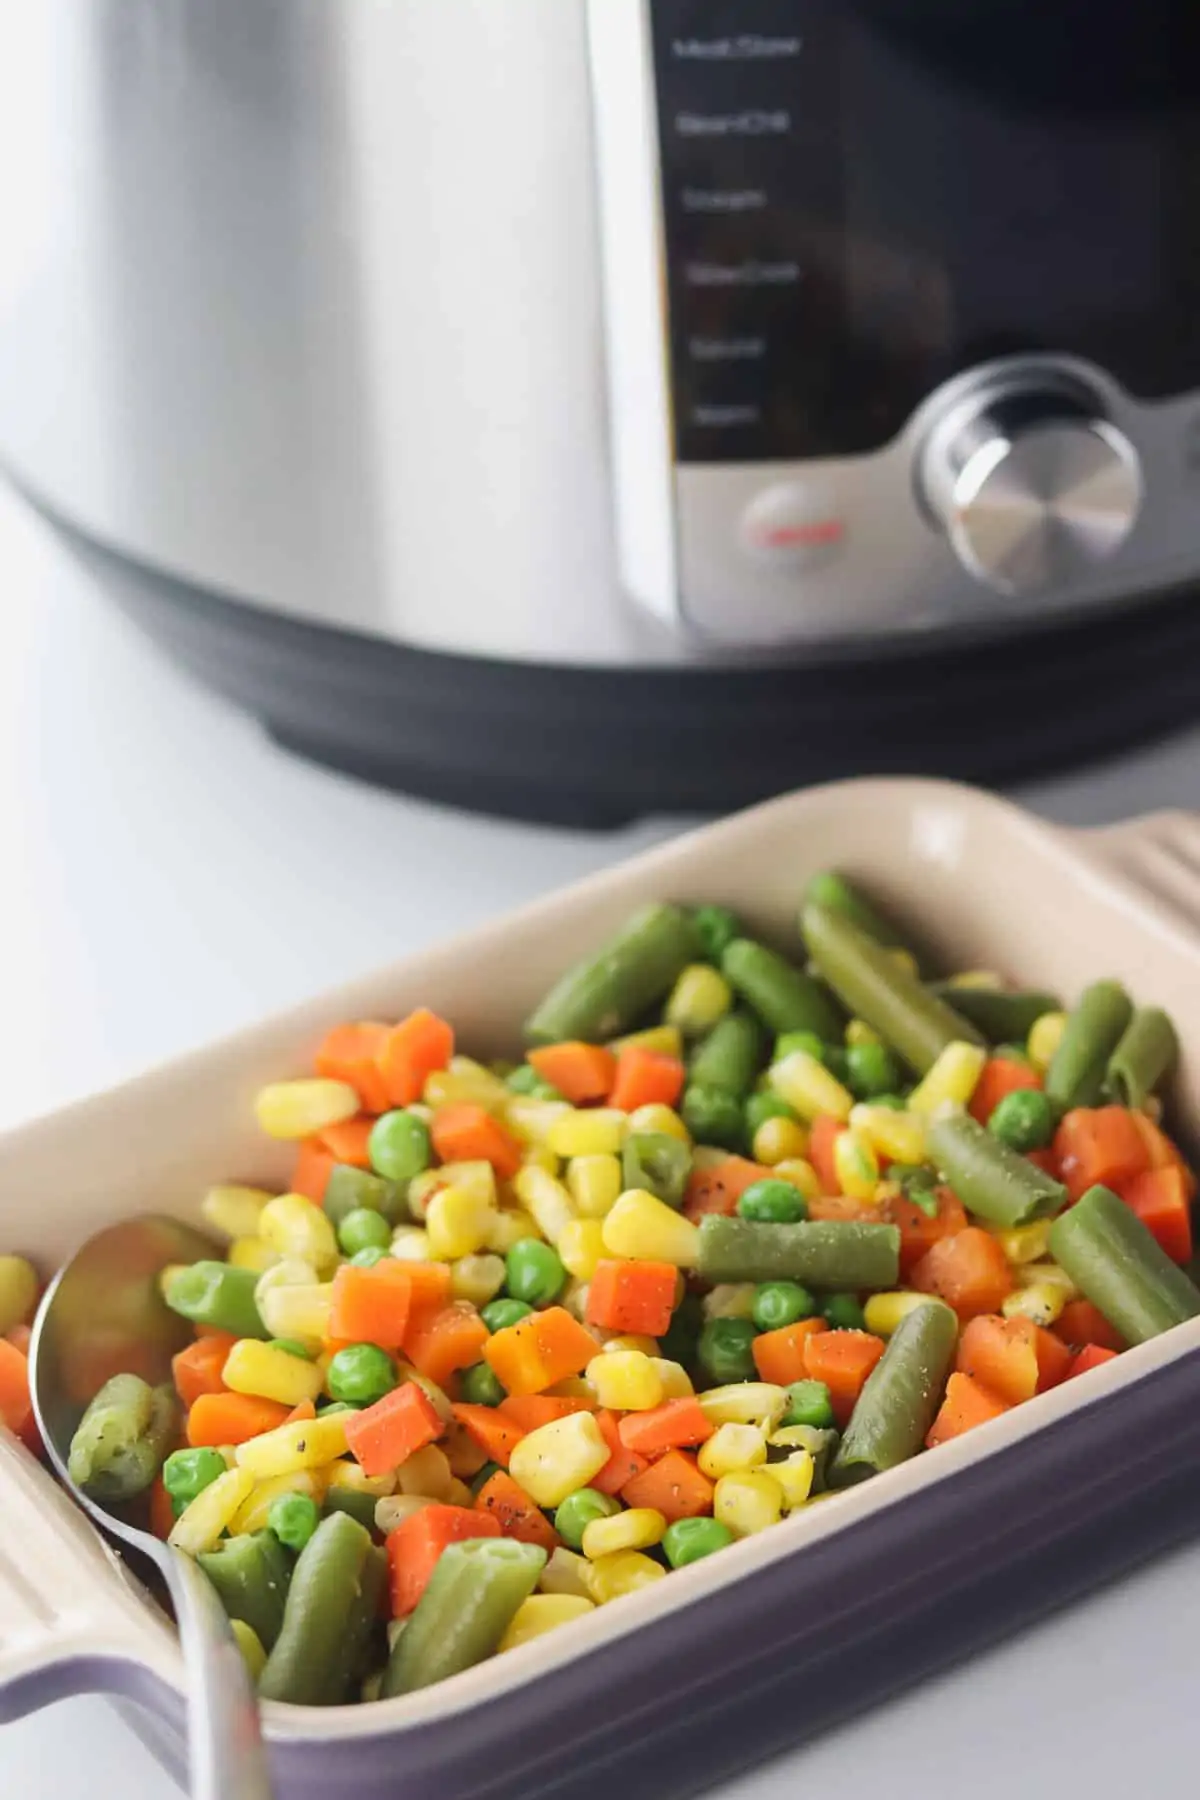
[25,482,1200,827]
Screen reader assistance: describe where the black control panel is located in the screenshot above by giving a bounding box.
[650,0,1200,465]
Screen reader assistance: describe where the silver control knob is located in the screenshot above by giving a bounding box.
[920,381,1142,596]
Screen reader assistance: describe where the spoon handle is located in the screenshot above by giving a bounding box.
[166,1549,276,1800]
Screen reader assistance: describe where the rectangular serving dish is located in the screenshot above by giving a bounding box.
[3,777,1200,1800]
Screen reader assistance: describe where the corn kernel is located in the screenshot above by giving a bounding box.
[254,1257,320,1305]
[887,948,920,979]
[559,1278,591,1323]
[505,1098,574,1145]
[582,1507,666,1560]
[513,1166,577,1243]
[566,1154,624,1219]
[485,1210,540,1253]
[586,1350,664,1412]
[390,1226,434,1262]
[450,1253,507,1307]
[703,1284,758,1322]
[752,1117,812,1167]
[395,1444,454,1499]
[1018,1261,1076,1296]
[996,1221,1052,1266]
[771,1449,816,1511]
[833,1127,880,1201]
[768,1425,824,1452]
[713,1470,784,1537]
[223,1340,325,1408]
[520,1146,562,1176]
[862,1291,931,1338]
[546,1376,598,1402]
[201,1185,275,1240]
[226,1237,279,1274]
[413,1160,497,1214]
[653,1358,694,1399]
[772,1159,821,1201]
[845,1019,881,1048]
[254,1079,359,1140]
[425,1185,496,1260]
[1027,1011,1069,1073]
[257,1282,333,1346]
[259,1193,339,1275]
[666,964,734,1037]
[498,1593,595,1652]
[600,1333,660,1357]
[158,1263,187,1301]
[395,1365,455,1426]
[327,1460,397,1499]
[907,1042,988,1116]
[602,1189,700,1268]
[558,1218,606,1281]
[230,1469,327,1535]
[625,1103,691,1145]
[375,1495,435,1534]
[1003,1280,1067,1326]
[443,1419,488,1480]
[547,1110,626,1159]
[169,1467,256,1554]
[849,1104,927,1165]
[698,1422,767,1478]
[1142,1094,1165,1125]
[424,1061,510,1112]
[608,1025,683,1059]
[508,1413,610,1507]
[944,970,1004,991]
[586,1551,667,1605]
[445,1477,476,1509]
[235,1414,349,1480]
[539,1547,594,1600]
[769,1050,854,1123]
[698,1383,788,1429]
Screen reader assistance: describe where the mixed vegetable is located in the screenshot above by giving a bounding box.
[2,878,1198,1707]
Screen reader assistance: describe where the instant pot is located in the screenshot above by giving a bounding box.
[2,0,1200,823]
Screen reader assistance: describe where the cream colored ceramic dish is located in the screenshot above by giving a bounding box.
[3,778,1200,1800]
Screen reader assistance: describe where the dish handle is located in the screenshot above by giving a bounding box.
[1077,809,1200,936]
[0,1428,178,1721]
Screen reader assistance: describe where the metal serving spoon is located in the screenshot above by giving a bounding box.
[30,1214,276,1800]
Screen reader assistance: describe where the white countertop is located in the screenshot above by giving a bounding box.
[1,479,1198,1796]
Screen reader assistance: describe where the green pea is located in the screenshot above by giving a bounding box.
[775,1030,826,1064]
[988,1087,1056,1152]
[338,1208,392,1257]
[737,1179,808,1224]
[824,1046,849,1083]
[662,1516,735,1569]
[553,1488,621,1551]
[350,1246,391,1269]
[469,1459,503,1495]
[698,1317,758,1385]
[326,1343,398,1407]
[162,1446,227,1514]
[822,1293,866,1331]
[481,1298,534,1334]
[744,1091,801,1138]
[460,1363,506,1408]
[693,904,742,964]
[505,1240,566,1308]
[316,1400,361,1416]
[781,1379,835,1429]
[270,1338,313,1361]
[506,1065,563,1100]
[268,1492,322,1553]
[845,1041,901,1100]
[681,1084,744,1150]
[752,1281,816,1332]
[368,1110,432,1183]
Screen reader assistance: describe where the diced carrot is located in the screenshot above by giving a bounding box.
[1033,1326,1072,1393]
[926,1372,1011,1447]
[585,1260,677,1337]
[315,1023,392,1115]
[404,1303,489,1390]
[378,1009,455,1108]
[808,1116,844,1195]
[186,1391,291,1448]
[5,1324,31,1356]
[483,1307,598,1397]
[1130,1113,1197,1200]
[591,1408,650,1496]
[1118,1165,1193,1264]
[387,1503,500,1616]
[1066,1344,1120,1380]
[884,1186,970,1279]
[956,1314,1040,1406]
[285,1399,317,1425]
[1054,1107,1149,1203]
[451,1403,526,1467]
[968,1057,1042,1127]
[498,1394,593,1432]
[344,1381,444,1477]
[607,1047,686,1114]
[806,1192,880,1223]
[328,1262,414,1350]
[149,1475,175,1542]
[912,1227,1013,1319]
[620,1450,714,1522]
[315,1116,374,1169]
[751,1318,827,1386]
[0,1338,33,1443]
[802,1329,886,1427]
[527,1042,617,1106]
[683,1156,773,1221]
[1054,1299,1126,1354]
[398,1263,455,1339]
[430,1105,523,1181]
[1025,1148,1060,1178]
[617,1397,714,1456]
[291,1139,335,1206]
[474,1470,560,1552]
[171,1334,236,1408]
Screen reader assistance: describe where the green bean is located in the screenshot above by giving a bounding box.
[1048,1184,1200,1346]
[622,1132,691,1209]
[66,1374,178,1503]
[688,1009,764,1098]
[1044,980,1133,1110]
[803,872,904,949]
[829,1301,958,1487]
[164,1261,269,1339]
[258,1512,387,1706]
[198,1530,292,1651]
[693,904,743,963]
[381,1538,547,1698]
[721,939,843,1042]
[697,1215,900,1290]
[1106,1007,1179,1110]
[322,1486,382,1535]
[801,904,983,1074]
[927,1110,1067,1228]
[926,985,1061,1045]
[524,904,701,1045]
[323,1164,408,1229]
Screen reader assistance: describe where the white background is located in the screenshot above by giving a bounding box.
[0,479,1199,1794]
